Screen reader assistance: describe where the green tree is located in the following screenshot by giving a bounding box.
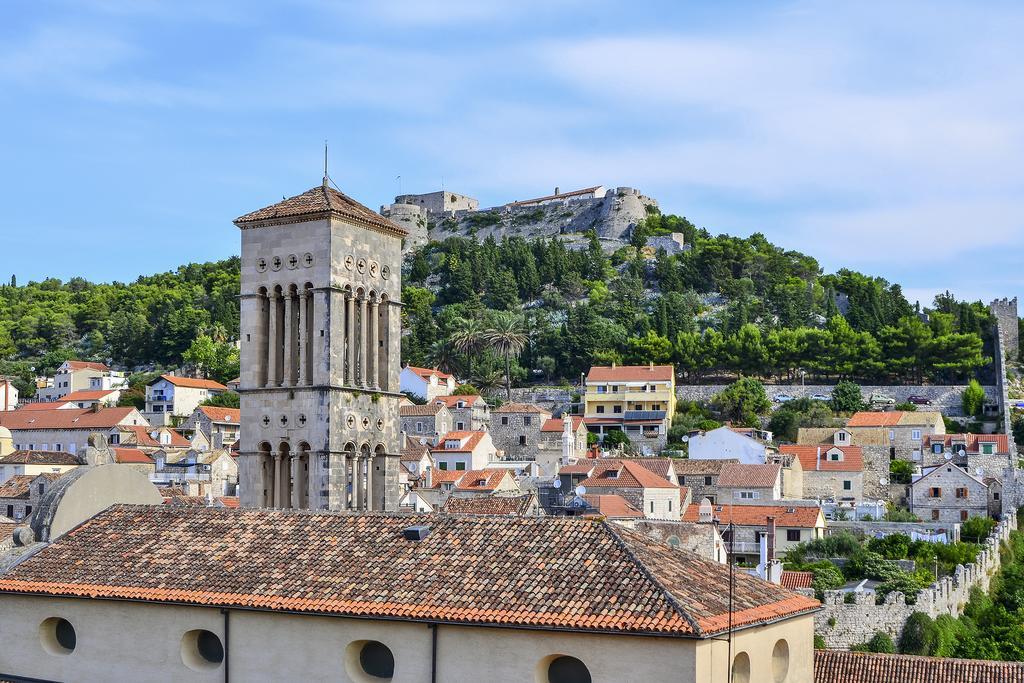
[712,377,771,425]
[962,379,986,417]
[899,612,939,655]
[603,429,630,449]
[483,312,528,400]
[201,392,240,408]
[830,380,864,413]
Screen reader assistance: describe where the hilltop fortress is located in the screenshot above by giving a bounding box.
[382,185,674,253]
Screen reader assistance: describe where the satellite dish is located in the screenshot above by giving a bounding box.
[681,435,690,443]
[976,467,985,476]
[944,453,952,461]
[879,477,889,486]
[958,449,966,457]
[575,485,587,496]
[552,479,561,489]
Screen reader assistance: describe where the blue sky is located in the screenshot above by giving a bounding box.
[2,1,1022,308]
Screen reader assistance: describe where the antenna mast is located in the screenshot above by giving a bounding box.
[323,140,329,183]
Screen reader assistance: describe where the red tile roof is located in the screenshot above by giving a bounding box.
[586,365,674,383]
[717,463,782,489]
[779,445,865,473]
[218,497,240,509]
[493,402,550,414]
[846,411,904,427]
[405,365,453,381]
[0,505,819,637]
[433,395,485,408]
[923,433,1010,454]
[814,650,1024,683]
[431,431,487,454]
[540,416,585,432]
[581,494,644,518]
[455,470,510,492]
[681,504,823,529]
[780,570,813,589]
[0,475,34,499]
[672,459,737,476]
[400,403,445,417]
[0,407,143,431]
[121,425,190,448]
[579,461,678,490]
[157,375,227,391]
[0,450,80,466]
[558,461,597,475]
[441,495,533,516]
[17,402,68,411]
[425,470,464,488]
[62,361,110,372]
[60,389,118,402]
[197,406,241,423]
[112,448,155,465]
[235,183,408,236]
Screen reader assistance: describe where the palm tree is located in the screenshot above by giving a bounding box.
[483,312,528,400]
[472,368,503,397]
[449,317,485,378]
[425,340,459,376]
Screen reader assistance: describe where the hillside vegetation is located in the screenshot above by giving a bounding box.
[0,211,1000,399]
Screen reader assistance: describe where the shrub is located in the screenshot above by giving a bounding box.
[894,401,918,412]
[899,612,938,655]
[961,516,997,544]
[866,534,911,560]
[889,460,914,485]
[884,505,920,522]
[878,572,927,604]
[962,379,986,417]
[814,634,827,649]
[851,631,895,654]
[810,562,846,597]
[831,380,865,412]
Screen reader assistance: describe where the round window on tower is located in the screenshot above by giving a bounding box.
[357,258,367,274]
[271,256,283,271]
[381,265,391,280]
[255,257,268,272]
[344,254,355,270]
[302,252,314,268]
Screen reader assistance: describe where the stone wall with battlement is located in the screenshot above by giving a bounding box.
[816,512,1016,649]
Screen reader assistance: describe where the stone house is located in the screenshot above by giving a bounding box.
[0,504,819,683]
[0,451,81,485]
[577,493,645,525]
[582,364,675,452]
[117,425,191,452]
[909,463,992,523]
[429,431,496,472]
[0,472,65,521]
[688,426,775,464]
[34,360,118,403]
[796,426,897,501]
[58,389,121,409]
[632,520,729,564]
[111,447,156,476]
[180,407,241,450]
[416,468,520,509]
[432,394,490,431]
[779,445,865,503]
[717,463,784,503]
[0,406,149,458]
[399,403,453,445]
[577,460,685,521]
[144,375,227,426]
[922,433,1011,483]
[399,436,433,492]
[399,365,457,401]
[152,448,238,497]
[767,452,805,499]
[681,503,827,565]
[845,411,946,463]
[671,459,738,505]
[536,415,588,476]
[490,402,552,461]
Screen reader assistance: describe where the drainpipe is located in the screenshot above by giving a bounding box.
[221,608,230,682]
[429,622,438,683]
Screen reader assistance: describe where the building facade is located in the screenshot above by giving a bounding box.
[235,180,406,511]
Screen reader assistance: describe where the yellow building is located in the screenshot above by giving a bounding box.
[583,364,676,452]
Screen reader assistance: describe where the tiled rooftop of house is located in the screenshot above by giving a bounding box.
[579,460,678,490]
[440,495,533,516]
[60,389,118,402]
[814,650,1024,683]
[780,570,813,590]
[433,395,484,408]
[62,361,110,372]
[540,416,585,432]
[846,410,943,428]
[197,406,241,423]
[0,450,80,466]
[580,494,644,518]
[924,433,1010,453]
[0,505,819,637]
[121,425,190,448]
[681,504,822,528]
[0,407,140,431]
[0,475,36,499]
[672,458,738,476]
[405,365,453,380]
[158,375,227,390]
[431,431,486,453]
[234,183,407,236]
[112,447,154,465]
[717,463,782,489]
[779,445,865,472]
[400,403,445,417]
[586,364,674,383]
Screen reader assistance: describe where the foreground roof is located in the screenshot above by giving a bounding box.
[234,182,408,236]
[0,505,818,637]
[0,407,141,431]
[814,650,1024,683]
[440,495,533,516]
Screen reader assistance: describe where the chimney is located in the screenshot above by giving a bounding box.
[766,516,776,563]
[649,361,653,370]
[698,497,713,523]
[554,186,560,196]
[816,446,821,471]
[425,466,432,488]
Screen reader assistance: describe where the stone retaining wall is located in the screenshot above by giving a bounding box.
[816,512,1016,649]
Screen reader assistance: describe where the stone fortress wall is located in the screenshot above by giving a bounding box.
[816,512,1017,649]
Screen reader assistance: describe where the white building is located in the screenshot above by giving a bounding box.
[0,379,17,411]
[688,426,774,465]
[429,431,496,472]
[145,375,227,426]
[400,366,457,401]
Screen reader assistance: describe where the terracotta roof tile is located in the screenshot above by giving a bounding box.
[433,395,485,408]
[112,447,154,465]
[62,361,110,372]
[0,475,35,499]
[681,504,823,528]
[780,570,813,589]
[0,407,142,431]
[579,461,677,490]
[431,431,487,454]
[197,407,240,423]
[441,495,533,516]
[717,463,782,488]
[847,410,943,428]
[60,389,118,402]
[405,365,454,380]
[581,494,644,518]
[235,183,408,236]
[586,365,674,383]
[923,433,1010,454]
[0,450,80,466]
[121,426,190,448]
[157,375,227,391]
[779,445,864,472]
[400,404,444,417]
[814,650,1024,683]
[672,459,737,476]
[0,505,819,637]
[540,416,585,432]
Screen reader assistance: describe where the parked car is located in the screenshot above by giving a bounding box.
[870,393,896,405]
[773,393,795,403]
[907,395,932,406]
[809,393,831,402]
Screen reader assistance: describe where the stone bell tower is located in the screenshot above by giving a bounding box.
[234,178,406,511]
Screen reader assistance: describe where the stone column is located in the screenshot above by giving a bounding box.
[359,296,369,387]
[366,452,375,511]
[297,290,308,386]
[368,299,379,389]
[272,452,282,508]
[283,293,295,387]
[267,291,279,388]
[339,454,349,510]
[352,455,362,510]
[290,455,300,509]
[345,294,355,386]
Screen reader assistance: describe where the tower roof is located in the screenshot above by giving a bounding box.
[234,182,408,237]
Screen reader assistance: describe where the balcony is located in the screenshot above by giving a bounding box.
[723,541,762,555]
